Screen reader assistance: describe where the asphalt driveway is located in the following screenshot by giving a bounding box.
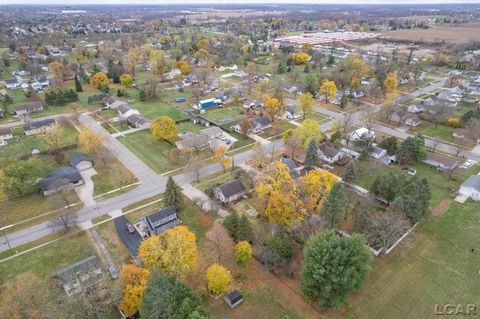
[114,215,143,257]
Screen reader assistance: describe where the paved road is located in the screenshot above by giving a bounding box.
[0,113,73,129]
[79,114,161,185]
[0,136,283,252]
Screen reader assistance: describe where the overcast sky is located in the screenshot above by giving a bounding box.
[2,0,480,4]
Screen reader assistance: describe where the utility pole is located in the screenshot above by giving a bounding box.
[0,225,13,250]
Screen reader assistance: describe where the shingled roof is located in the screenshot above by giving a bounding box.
[217,179,246,198]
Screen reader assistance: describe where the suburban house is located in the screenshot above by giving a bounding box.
[280,157,301,178]
[407,103,424,114]
[214,179,246,204]
[141,207,182,236]
[13,102,44,116]
[23,118,56,135]
[175,131,210,150]
[164,68,181,81]
[0,127,13,141]
[250,116,272,133]
[285,106,302,120]
[3,79,19,89]
[318,142,344,164]
[56,256,104,296]
[127,113,151,129]
[284,85,298,93]
[102,96,119,108]
[117,104,139,118]
[389,111,406,125]
[224,290,244,308]
[352,89,366,98]
[35,75,50,87]
[69,153,93,171]
[423,153,459,171]
[459,175,480,202]
[347,127,375,141]
[404,115,422,127]
[38,167,84,196]
[369,145,387,159]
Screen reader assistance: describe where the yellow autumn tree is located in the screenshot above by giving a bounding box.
[256,79,270,96]
[262,94,281,120]
[235,241,253,266]
[213,146,231,173]
[79,127,103,155]
[292,52,310,65]
[383,73,398,94]
[195,48,208,58]
[319,80,337,103]
[138,225,197,278]
[175,60,191,75]
[295,119,324,148]
[90,72,109,89]
[150,49,166,76]
[298,92,315,119]
[120,74,133,87]
[264,190,304,227]
[256,161,294,204]
[299,170,338,213]
[205,264,232,296]
[119,264,150,317]
[48,61,66,84]
[150,116,176,141]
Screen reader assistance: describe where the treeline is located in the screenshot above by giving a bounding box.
[45,89,78,106]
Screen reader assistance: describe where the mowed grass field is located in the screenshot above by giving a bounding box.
[340,200,480,319]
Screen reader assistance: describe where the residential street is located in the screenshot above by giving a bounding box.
[1,75,476,253]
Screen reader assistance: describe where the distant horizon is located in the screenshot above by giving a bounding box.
[1,0,480,5]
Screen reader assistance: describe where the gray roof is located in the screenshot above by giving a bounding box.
[252,116,271,127]
[461,175,480,191]
[23,118,55,131]
[38,167,82,192]
[225,290,243,303]
[147,207,177,224]
[14,102,44,113]
[69,153,91,167]
[0,127,12,135]
[217,179,246,198]
[319,142,340,158]
[117,104,131,114]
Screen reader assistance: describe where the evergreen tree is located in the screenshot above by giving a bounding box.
[164,176,183,209]
[342,161,356,183]
[321,182,347,228]
[237,214,253,242]
[304,139,319,169]
[340,92,347,109]
[74,75,83,92]
[303,63,310,73]
[223,211,240,241]
[139,90,146,101]
[117,89,123,97]
[267,224,292,260]
[301,230,372,308]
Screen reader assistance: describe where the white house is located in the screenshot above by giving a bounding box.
[214,179,246,204]
[69,153,93,171]
[459,175,480,201]
[347,127,375,141]
[369,145,387,159]
[117,104,139,119]
[0,127,13,140]
[318,143,344,164]
[4,79,19,89]
[285,106,302,120]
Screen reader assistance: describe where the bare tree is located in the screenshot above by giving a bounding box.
[186,157,203,183]
[431,139,440,153]
[49,210,78,233]
[361,106,377,132]
[426,100,451,129]
[285,134,302,159]
[366,209,410,254]
[252,143,267,168]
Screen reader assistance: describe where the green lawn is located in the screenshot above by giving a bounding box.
[353,160,477,208]
[201,106,246,124]
[131,99,189,121]
[301,111,330,123]
[258,121,296,138]
[91,152,138,195]
[341,200,480,319]
[0,232,95,286]
[119,130,212,174]
[409,122,455,144]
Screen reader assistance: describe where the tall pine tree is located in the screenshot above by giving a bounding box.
[321,182,347,228]
[74,75,83,92]
[237,214,253,242]
[164,176,183,209]
[304,139,319,169]
[342,161,356,183]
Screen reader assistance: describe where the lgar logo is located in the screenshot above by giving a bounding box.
[435,304,477,316]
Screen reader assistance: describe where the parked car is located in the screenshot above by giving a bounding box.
[125,223,135,234]
[407,168,417,176]
[460,160,475,169]
[108,265,119,280]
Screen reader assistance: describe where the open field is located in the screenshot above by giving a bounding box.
[338,200,480,319]
[382,23,480,43]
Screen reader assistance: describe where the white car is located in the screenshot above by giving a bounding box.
[460,160,475,169]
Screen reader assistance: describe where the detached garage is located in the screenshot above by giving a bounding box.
[459,175,480,202]
[69,153,93,171]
